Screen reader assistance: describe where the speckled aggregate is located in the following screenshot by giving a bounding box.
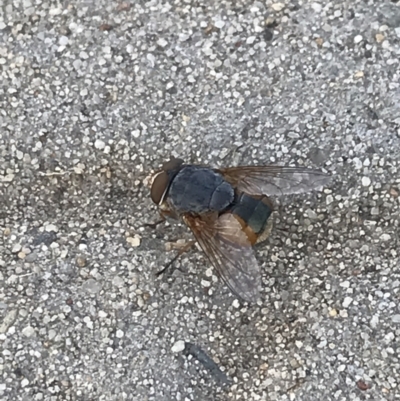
[1,1,399,400]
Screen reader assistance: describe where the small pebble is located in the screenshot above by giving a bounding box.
[157,38,168,48]
[76,256,87,267]
[311,3,322,13]
[21,379,30,387]
[59,36,69,46]
[25,253,38,263]
[112,276,125,288]
[18,251,26,259]
[126,236,141,247]
[94,139,106,150]
[171,340,185,353]
[380,234,391,242]
[232,299,240,308]
[201,279,211,288]
[22,326,36,337]
[82,278,102,294]
[306,209,318,219]
[342,297,353,308]
[361,177,371,187]
[370,315,379,329]
[12,244,22,253]
[45,224,58,232]
[271,2,285,11]
[371,207,379,215]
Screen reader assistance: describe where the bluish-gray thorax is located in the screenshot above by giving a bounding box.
[168,165,234,214]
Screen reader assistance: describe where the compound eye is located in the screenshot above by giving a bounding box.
[150,171,169,204]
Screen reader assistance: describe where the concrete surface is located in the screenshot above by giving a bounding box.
[1,0,400,400]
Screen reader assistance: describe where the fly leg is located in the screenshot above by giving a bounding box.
[144,217,165,229]
[143,210,169,229]
[156,239,196,277]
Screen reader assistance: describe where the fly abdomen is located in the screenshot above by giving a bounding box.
[229,193,273,245]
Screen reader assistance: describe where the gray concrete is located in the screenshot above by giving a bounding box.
[1,1,399,400]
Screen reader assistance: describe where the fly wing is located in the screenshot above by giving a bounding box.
[183,213,261,303]
[219,166,330,196]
